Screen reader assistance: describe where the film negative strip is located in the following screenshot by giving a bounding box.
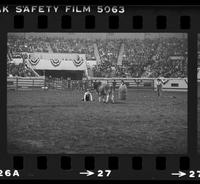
[0,3,199,181]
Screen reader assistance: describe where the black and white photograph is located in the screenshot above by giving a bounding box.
[7,33,188,154]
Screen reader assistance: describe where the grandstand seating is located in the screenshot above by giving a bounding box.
[7,35,187,78]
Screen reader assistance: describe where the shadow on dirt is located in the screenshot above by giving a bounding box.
[113,101,126,104]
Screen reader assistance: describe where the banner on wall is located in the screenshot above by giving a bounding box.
[154,78,188,92]
[23,53,87,71]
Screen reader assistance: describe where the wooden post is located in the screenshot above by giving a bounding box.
[153,79,155,91]
[33,79,34,88]
[16,77,18,90]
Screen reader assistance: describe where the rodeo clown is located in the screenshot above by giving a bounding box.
[82,88,93,102]
[118,80,127,100]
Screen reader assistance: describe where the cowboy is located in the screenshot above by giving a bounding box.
[82,89,93,102]
[156,78,162,97]
[112,79,117,92]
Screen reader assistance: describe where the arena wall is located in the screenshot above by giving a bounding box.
[7,76,188,92]
[7,76,45,90]
[154,78,188,92]
[90,77,155,89]
[91,77,188,92]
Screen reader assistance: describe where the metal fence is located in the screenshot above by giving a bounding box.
[7,77,187,92]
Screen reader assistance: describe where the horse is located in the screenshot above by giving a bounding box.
[94,81,115,103]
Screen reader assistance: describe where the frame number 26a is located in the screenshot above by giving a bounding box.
[97,170,111,177]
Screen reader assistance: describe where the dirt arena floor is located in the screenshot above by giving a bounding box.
[7,88,187,154]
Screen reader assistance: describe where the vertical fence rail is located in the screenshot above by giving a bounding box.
[16,77,18,90]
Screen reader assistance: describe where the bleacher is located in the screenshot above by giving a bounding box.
[7,34,187,79]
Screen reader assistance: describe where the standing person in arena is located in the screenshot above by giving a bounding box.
[90,79,93,89]
[67,78,71,89]
[82,79,86,91]
[156,78,162,97]
[118,80,127,100]
[93,80,97,90]
[112,79,116,92]
[93,80,101,94]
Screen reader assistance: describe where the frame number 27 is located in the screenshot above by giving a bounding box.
[97,170,111,177]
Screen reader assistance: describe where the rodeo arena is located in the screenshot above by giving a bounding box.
[7,33,188,154]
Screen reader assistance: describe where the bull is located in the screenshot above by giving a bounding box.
[94,81,115,103]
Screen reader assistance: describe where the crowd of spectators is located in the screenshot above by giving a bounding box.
[7,35,187,78]
[121,37,187,78]
[8,35,49,53]
[7,63,36,77]
[49,38,95,60]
